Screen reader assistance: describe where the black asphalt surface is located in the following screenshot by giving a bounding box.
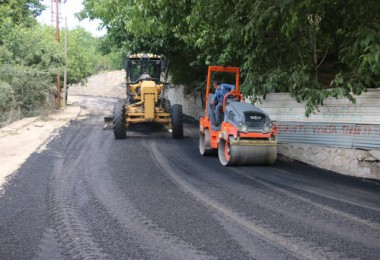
[0,96,379,260]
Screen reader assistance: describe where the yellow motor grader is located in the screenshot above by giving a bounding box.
[110,53,183,139]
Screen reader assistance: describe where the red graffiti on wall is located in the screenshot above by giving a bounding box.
[342,125,361,135]
[312,125,338,135]
[278,123,307,134]
[277,123,379,137]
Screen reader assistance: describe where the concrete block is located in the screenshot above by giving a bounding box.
[278,143,380,180]
[369,150,380,161]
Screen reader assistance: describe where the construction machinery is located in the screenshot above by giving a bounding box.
[111,53,183,139]
[199,66,277,166]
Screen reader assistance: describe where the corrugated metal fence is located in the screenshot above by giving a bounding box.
[277,122,380,150]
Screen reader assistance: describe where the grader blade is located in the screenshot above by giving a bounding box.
[103,115,114,130]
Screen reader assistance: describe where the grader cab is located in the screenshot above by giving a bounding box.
[112,53,183,139]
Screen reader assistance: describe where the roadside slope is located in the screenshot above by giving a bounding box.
[0,104,81,189]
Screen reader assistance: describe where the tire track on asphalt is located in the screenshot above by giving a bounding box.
[149,139,348,260]
[46,123,110,259]
[210,214,290,260]
[33,228,63,260]
[163,146,380,251]
[230,167,380,231]
[155,144,294,259]
[266,167,380,212]
[82,127,216,260]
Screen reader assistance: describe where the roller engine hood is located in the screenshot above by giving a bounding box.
[225,102,272,128]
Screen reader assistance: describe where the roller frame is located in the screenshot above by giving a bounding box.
[199,65,278,166]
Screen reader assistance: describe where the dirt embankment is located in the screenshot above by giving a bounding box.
[69,70,126,98]
[0,105,81,189]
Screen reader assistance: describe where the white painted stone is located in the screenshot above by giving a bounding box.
[333,156,345,168]
[363,156,377,162]
[278,144,380,180]
[34,123,44,127]
[369,150,380,161]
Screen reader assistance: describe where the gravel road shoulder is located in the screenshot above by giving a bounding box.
[0,103,81,189]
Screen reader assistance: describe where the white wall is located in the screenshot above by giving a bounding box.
[255,89,380,124]
[166,85,203,119]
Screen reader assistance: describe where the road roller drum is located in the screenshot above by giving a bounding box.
[218,138,277,166]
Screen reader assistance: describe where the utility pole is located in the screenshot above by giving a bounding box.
[63,16,68,108]
[50,0,54,26]
[55,0,61,110]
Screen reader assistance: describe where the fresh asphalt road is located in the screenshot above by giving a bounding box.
[0,96,379,260]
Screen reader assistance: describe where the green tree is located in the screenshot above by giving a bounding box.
[61,28,98,85]
[60,28,125,85]
[0,0,127,124]
[0,25,63,121]
[0,0,44,39]
[81,0,380,115]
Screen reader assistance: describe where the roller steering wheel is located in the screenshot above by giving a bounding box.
[222,91,244,112]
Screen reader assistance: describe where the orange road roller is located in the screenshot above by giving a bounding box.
[199,66,278,166]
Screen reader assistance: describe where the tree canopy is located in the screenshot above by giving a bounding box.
[0,0,121,124]
[0,0,44,33]
[81,0,380,115]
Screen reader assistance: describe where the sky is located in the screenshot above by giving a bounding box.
[37,0,107,37]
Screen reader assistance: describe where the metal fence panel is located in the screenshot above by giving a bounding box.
[276,122,380,150]
[352,125,380,149]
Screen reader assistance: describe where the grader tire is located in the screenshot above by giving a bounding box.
[171,104,183,139]
[113,102,126,139]
[159,98,172,113]
[163,99,172,113]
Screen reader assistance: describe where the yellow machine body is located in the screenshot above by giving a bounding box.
[126,81,171,127]
[111,53,183,140]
